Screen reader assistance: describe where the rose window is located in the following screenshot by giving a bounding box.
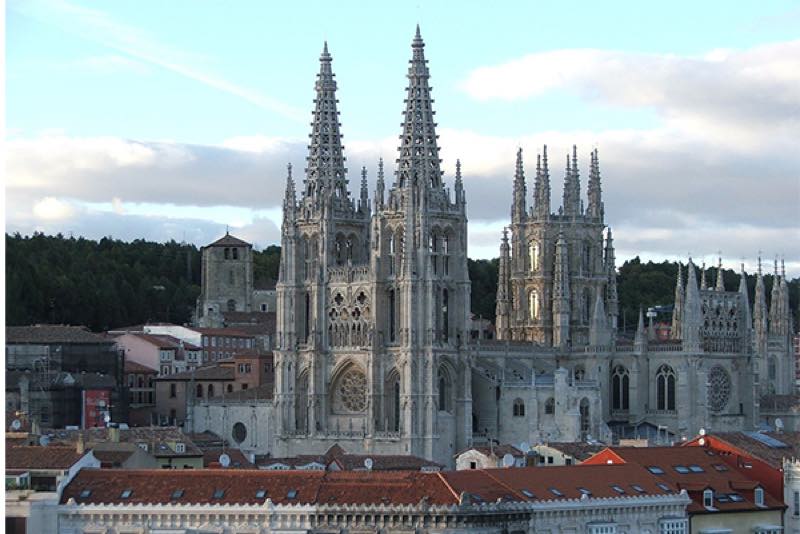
[338,369,367,412]
[707,365,731,412]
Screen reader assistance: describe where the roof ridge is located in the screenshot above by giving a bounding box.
[435,471,461,502]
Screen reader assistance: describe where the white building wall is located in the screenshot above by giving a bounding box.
[192,401,274,454]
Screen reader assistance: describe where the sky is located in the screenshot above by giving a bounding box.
[6,0,800,276]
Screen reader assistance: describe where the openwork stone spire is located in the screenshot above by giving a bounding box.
[671,262,683,340]
[532,145,551,219]
[511,147,526,222]
[454,159,465,206]
[495,227,511,339]
[396,25,443,191]
[715,256,725,291]
[305,41,350,209]
[374,157,385,211]
[754,256,768,341]
[682,258,702,351]
[586,148,603,220]
[283,163,296,224]
[562,146,581,217]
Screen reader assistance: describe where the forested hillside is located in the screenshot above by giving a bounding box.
[6,233,797,334]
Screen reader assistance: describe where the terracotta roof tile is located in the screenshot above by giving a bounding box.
[7,325,111,344]
[585,446,784,513]
[702,431,800,469]
[61,469,457,506]
[6,445,86,470]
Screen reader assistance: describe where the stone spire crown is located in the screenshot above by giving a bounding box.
[586,148,603,220]
[395,25,443,192]
[374,157,385,210]
[305,41,350,210]
[533,145,551,218]
[512,147,526,221]
[715,256,725,291]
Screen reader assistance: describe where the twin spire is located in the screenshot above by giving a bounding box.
[291,27,456,219]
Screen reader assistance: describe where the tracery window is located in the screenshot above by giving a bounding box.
[656,364,677,411]
[579,398,590,438]
[707,366,732,412]
[335,368,367,413]
[611,365,630,411]
[438,366,452,412]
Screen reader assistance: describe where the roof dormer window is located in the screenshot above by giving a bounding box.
[755,487,765,507]
[703,489,714,508]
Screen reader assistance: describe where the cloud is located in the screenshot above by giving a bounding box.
[32,197,76,220]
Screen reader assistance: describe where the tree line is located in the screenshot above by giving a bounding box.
[6,233,797,334]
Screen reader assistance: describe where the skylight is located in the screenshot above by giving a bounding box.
[120,489,133,499]
[287,489,298,499]
[647,466,665,475]
[256,489,267,499]
[728,493,744,502]
[171,489,184,500]
[79,489,91,498]
[716,494,731,503]
[631,484,646,494]
[521,489,535,498]
[611,485,626,494]
[657,483,673,493]
[212,489,225,499]
[578,487,592,496]
[549,487,564,497]
[673,465,690,474]
[689,465,705,473]
[712,464,729,472]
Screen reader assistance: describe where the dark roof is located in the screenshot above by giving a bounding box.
[587,446,784,513]
[193,327,253,337]
[124,360,158,374]
[202,448,255,469]
[43,426,203,458]
[159,364,235,382]
[207,233,251,247]
[7,325,112,345]
[133,333,201,351]
[542,442,606,461]
[222,311,276,335]
[257,444,441,471]
[6,445,87,470]
[93,449,136,466]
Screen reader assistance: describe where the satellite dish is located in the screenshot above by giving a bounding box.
[502,453,515,468]
[39,435,50,446]
[775,418,784,431]
[519,441,530,452]
[218,453,231,468]
[364,458,374,470]
[103,414,111,424]
[11,419,22,431]
[698,437,706,446]
[699,428,706,436]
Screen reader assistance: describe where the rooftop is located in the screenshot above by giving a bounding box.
[159,364,236,382]
[207,233,251,248]
[584,446,784,513]
[258,444,441,472]
[6,445,88,470]
[540,442,606,461]
[42,426,202,458]
[7,325,112,345]
[124,360,158,374]
[457,444,523,458]
[691,430,800,470]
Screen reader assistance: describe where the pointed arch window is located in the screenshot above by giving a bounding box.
[528,290,540,320]
[529,242,540,272]
[579,398,591,438]
[611,365,629,411]
[441,288,449,342]
[513,398,525,417]
[656,364,677,411]
[438,367,452,413]
[393,381,401,431]
[388,289,397,343]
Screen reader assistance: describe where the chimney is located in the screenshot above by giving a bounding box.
[76,433,85,454]
[109,426,120,443]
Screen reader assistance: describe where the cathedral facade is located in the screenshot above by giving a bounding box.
[196,28,795,466]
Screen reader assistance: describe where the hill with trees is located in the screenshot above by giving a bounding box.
[6,233,797,335]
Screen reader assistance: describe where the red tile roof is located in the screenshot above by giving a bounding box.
[540,442,606,461]
[257,444,441,471]
[61,469,458,506]
[583,446,785,513]
[6,445,87,470]
[694,431,800,469]
[207,233,251,247]
[124,360,158,374]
